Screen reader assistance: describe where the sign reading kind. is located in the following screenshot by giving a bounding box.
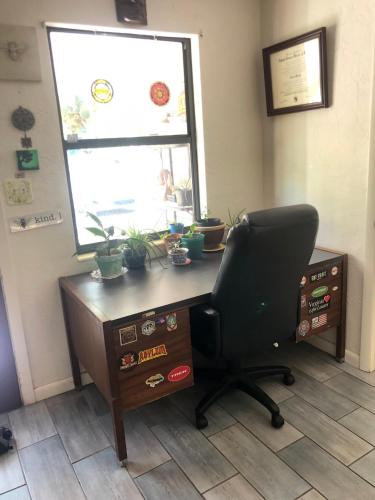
[10,210,63,232]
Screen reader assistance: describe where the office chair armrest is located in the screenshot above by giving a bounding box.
[190,304,221,359]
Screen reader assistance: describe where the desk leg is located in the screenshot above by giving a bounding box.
[111,399,127,464]
[336,254,348,363]
[60,289,82,389]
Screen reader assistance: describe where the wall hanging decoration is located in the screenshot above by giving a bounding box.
[0,24,41,81]
[115,0,147,25]
[262,27,328,116]
[150,81,170,106]
[9,210,63,233]
[16,149,39,171]
[3,178,33,205]
[91,79,114,103]
[11,106,35,148]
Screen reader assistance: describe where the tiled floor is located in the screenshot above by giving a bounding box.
[2,342,375,499]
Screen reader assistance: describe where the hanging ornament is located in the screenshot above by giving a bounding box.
[91,79,114,103]
[150,82,170,106]
[11,106,35,148]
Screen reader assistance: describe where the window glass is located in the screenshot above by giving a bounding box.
[67,145,193,245]
[50,31,187,140]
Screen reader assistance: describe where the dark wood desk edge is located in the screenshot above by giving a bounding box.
[59,276,111,324]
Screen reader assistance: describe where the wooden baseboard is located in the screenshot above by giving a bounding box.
[34,372,93,401]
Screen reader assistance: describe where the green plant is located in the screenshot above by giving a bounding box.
[226,208,246,229]
[183,223,198,238]
[85,212,122,256]
[62,96,90,135]
[121,227,165,266]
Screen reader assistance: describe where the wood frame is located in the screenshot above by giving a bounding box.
[262,27,328,116]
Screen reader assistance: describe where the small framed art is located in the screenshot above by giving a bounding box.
[16,149,39,171]
[262,27,328,116]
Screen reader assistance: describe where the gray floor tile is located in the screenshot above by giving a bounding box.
[135,461,202,500]
[148,402,236,493]
[169,384,236,437]
[279,437,375,500]
[288,368,358,420]
[265,343,341,382]
[0,414,25,495]
[73,447,142,499]
[123,409,171,477]
[19,436,85,500]
[46,392,110,462]
[280,396,372,465]
[256,377,294,403]
[99,408,171,477]
[339,407,375,445]
[210,423,309,500]
[0,486,30,499]
[325,373,375,412]
[220,389,303,452]
[8,402,56,449]
[203,474,262,500]
[82,384,110,418]
[350,449,375,487]
[299,490,325,500]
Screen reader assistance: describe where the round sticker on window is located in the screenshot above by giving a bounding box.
[150,81,170,106]
[91,79,114,103]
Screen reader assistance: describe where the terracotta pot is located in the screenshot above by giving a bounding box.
[194,222,225,250]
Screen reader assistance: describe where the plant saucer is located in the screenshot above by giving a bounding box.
[203,243,225,253]
[91,267,128,280]
[172,258,192,266]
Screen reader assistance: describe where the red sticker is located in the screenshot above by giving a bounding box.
[168,365,191,383]
[150,81,170,106]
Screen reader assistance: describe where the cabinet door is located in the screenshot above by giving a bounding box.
[296,260,342,342]
[114,308,193,410]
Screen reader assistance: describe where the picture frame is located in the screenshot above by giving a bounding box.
[115,0,147,25]
[16,149,39,171]
[262,27,328,116]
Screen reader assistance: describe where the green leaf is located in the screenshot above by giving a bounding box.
[105,226,115,237]
[86,227,107,239]
[86,212,103,229]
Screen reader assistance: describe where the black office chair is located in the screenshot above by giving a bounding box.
[191,204,318,429]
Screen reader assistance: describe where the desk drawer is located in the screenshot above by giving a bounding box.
[296,261,342,342]
[113,308,193,411]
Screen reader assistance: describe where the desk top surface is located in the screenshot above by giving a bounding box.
[60,248,343,324]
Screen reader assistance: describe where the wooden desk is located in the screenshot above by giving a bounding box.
[59,247,347,463]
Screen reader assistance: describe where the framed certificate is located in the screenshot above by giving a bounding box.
[262,27,328,116]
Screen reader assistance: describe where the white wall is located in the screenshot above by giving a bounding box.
[0,0,263,398]
[261,0,375,362]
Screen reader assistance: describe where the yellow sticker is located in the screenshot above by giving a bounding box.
[138,344,167,364]
[91,79,113,103]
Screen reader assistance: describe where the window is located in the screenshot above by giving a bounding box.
[48,28,200,252]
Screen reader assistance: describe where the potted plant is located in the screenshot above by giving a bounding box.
[121,227,162,269]
[226,208,246,230]
[162,231,182,252]
[85,212,124,279]
[195,210,226,250]
[169,220,184,234]
[174,178,192,207]
[168,241,189,265]
[180,224,205,259]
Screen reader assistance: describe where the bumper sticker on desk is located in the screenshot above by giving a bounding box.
[331,266,339,276]
[312,313,328,329]
[119,352,138,371]
[155,316,165,326]
[166,313,177,331]
[308,295,331,315]
[168,365,191,383]
[332,286,339,292]
[138,344,168,364]
[311,286,329,298]
[119,325,137,346]
[300,276,307,287]
[310,270,328,283]
[297,320,310,337]
[146,374,164,388]
[141,320,156,336]
[301,295,307,308]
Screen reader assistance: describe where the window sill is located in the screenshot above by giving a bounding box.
[75,240,167,262]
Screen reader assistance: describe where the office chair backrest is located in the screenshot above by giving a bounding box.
[212,204,319,359]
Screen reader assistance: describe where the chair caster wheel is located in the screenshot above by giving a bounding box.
[196,414,208,430]
[271,414,284,429]
[283,373,295,386]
